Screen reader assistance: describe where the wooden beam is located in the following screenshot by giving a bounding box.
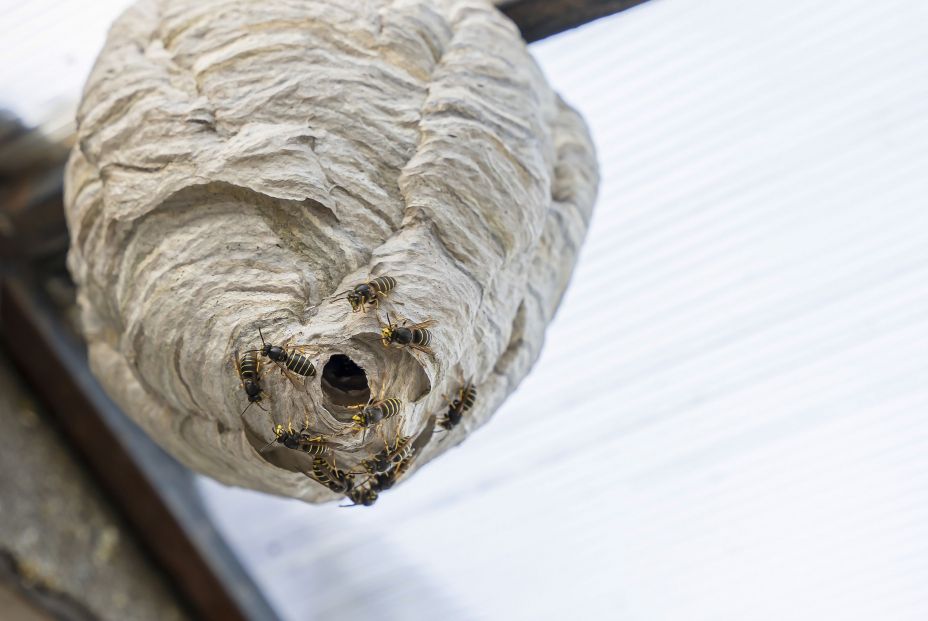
[0,275,280,621]
[497,0,652,43]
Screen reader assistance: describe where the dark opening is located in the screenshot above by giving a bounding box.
[321,354,370,407]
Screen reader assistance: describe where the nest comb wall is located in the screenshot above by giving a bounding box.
[64,0,598,503]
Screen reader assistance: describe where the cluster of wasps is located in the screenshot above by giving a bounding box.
[233,276,477,506]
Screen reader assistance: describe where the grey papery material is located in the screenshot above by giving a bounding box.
[64,0,598,502]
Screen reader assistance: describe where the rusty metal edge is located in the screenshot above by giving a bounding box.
[0,273,280,621]
[498,0,652,43]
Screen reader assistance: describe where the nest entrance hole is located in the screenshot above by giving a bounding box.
[321,354,370,407]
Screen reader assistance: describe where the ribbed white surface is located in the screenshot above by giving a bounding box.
[197,1,928,619]
[3,0,926,619]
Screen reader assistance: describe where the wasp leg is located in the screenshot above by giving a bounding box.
[254,360,272,381]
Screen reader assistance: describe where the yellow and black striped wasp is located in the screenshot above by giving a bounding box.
[341,418,434,507]
[378,312,436,356]
[375,453,415,492]
[438,382,477,431]
[343,483,379,507]
[308,456,354,494]
[347,379,402,430]
[342,463,393,507]
[265,422,332,456]
[248,327,316,384]
[335,275,396,313]
[355,430,415,475]
[234,349,267,417]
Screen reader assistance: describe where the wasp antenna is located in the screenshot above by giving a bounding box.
[240,401,255,418]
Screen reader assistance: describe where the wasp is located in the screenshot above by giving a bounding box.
[350,396,401,428]
[309,456,354,494]
[269,422,331,456]
[343,433,422,507]
[249,328,316,382]
[335,275,396,312]
[342,468,396,507]
[356,446,393,475]
[379,312,435,356]
[234,350,267,417]
[348,379,402,429]
[343,483,379,507]
[388,436,415,468]
[356,432,414,475]
[439,382,477,431]
[370,452,416,493]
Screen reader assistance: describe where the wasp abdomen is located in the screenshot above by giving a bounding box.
[311,457,353,494]
[298,438,328,456]
[390,443,414,465]
[240,351,259,382]
[461,384,477,410]
[369,276,396,295]
[237,351,264,410]
[285,352,316,377]
[380,398,402,420]
[411,328,431,348]
[439,383,476,430]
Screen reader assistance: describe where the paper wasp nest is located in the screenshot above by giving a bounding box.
[64,0,598,502]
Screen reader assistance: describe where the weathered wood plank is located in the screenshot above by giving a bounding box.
[0,276,279,621]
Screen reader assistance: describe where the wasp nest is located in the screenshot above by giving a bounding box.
[64,0,598,503]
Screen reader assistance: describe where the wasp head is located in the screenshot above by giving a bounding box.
[352,405,384,427]
[380,325,394,345]
[354,488,378,506]
[348,284,373,310]
[245,381,263,401]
